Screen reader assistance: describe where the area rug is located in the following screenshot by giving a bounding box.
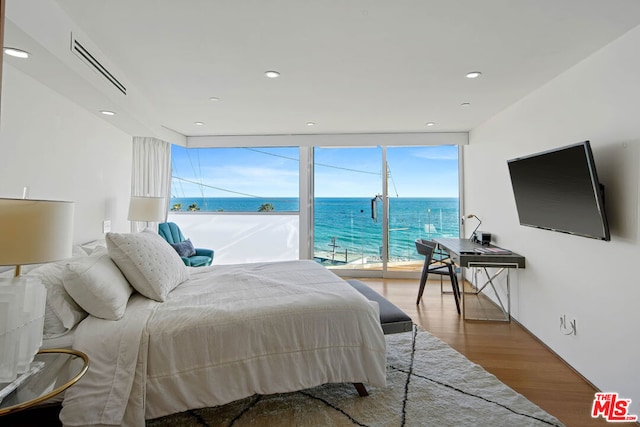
[147,326,564,426]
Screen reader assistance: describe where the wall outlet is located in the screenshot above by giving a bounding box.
[560,314,577,335]
[103,220,112,233]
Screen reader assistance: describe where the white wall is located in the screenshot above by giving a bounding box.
[465,26,640,413]
[0,64,132,244]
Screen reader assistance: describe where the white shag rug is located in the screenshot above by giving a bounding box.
[148,326,564,426]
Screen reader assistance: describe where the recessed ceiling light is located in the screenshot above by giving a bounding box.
[194,121,204,126]
[265,70,280,78]
[461,102,471,107]
[466,71,482,79]
[209,97,220,102]
[100,110,116,116]
[4,47,30,59]
[426,122,435,127]
[306,122,316,126]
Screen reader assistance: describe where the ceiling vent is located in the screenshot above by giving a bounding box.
[71,34,127,95]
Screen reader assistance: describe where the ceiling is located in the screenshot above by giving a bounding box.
[4,0,640,140]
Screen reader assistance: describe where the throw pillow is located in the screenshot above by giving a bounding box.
[170,238,196,258]
[63,253,133,320]
[106,230,190,302]
[27,257,89,337]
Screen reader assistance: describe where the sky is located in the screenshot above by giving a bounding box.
[171,145,459,199]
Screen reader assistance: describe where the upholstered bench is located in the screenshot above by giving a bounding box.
[346,279,413,397]
[347,279,413,335]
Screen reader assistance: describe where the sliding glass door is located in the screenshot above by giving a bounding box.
[386,146,460,274]
[313,147,384,273]
[314,145,459,277]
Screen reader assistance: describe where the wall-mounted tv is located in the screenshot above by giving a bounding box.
[507,141,610,241]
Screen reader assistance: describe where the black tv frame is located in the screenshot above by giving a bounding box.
[507,141,610,241]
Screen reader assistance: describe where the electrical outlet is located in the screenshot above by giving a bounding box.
[560,314,577,335]
[103,220,111,233]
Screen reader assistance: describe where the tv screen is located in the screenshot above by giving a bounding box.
[507,141,610,241]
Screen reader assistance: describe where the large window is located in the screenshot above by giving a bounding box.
[169,143,459,272]
[170,146,300,212]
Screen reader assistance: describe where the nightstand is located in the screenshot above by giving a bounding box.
[0,349,89,416]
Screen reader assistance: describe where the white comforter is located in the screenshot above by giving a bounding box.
[60,260,387,426]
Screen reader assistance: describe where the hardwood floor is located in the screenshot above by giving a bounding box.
[358,277,638,427]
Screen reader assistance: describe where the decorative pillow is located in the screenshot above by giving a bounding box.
[63,253,133,320]
[106,230,190,302]
[170,238,196,258]
[27,257,89,337]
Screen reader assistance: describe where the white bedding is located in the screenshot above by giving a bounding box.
[60,260,386,426]
[41,329,75,349]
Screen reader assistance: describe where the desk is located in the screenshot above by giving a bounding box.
[433,238,525,322]
[0,349,89,416]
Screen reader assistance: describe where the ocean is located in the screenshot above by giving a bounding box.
[169,197,459,262]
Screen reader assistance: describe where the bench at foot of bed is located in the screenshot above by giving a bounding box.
[347,279,413,397]
[347,279,413,335]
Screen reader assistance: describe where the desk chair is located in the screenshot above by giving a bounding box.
[414,239,461,314]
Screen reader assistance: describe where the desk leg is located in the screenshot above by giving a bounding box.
[461,265,467,319]
[462,263,516,322]
[480,267,508,317]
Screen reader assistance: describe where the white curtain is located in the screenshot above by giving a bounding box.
[130,137,172,232]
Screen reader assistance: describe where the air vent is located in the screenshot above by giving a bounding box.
[71,34,127,95]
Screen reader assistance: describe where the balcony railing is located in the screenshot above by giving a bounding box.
[167,212,299,265]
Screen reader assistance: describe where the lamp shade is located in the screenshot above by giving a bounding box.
[128,196,166,222]
[0,199,75,266]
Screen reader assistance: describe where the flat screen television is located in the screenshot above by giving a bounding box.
[507,141,610,241]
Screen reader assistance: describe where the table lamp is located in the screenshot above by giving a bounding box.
[128,196,166,231]
[466,214,482,242]
[0,198,75,382]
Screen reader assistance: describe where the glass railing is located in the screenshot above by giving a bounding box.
[168,202,459,272]
[167,212,299,265]
[313,200,460,271]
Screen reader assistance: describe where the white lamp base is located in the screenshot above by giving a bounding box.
[0,277,47,383]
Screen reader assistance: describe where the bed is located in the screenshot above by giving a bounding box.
[21,230,386,426]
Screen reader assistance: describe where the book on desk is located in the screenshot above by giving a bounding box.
[459,246,512,255]
[471,247,511,254]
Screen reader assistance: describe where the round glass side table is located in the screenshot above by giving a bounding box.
[0,349,89,416]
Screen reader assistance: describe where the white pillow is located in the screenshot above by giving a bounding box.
[43,308,68,338]
[79,239,108,256]
[63,253,133,320]
[106,230,190,302]
[27,257,89,337]
[72,244,89,257]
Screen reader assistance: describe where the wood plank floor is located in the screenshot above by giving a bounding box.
[358,277,638,427]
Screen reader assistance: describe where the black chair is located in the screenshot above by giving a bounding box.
[414,239,461,314]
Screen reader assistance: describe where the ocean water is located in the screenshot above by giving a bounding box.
[170,197,300,213]
[170,197,459,261]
